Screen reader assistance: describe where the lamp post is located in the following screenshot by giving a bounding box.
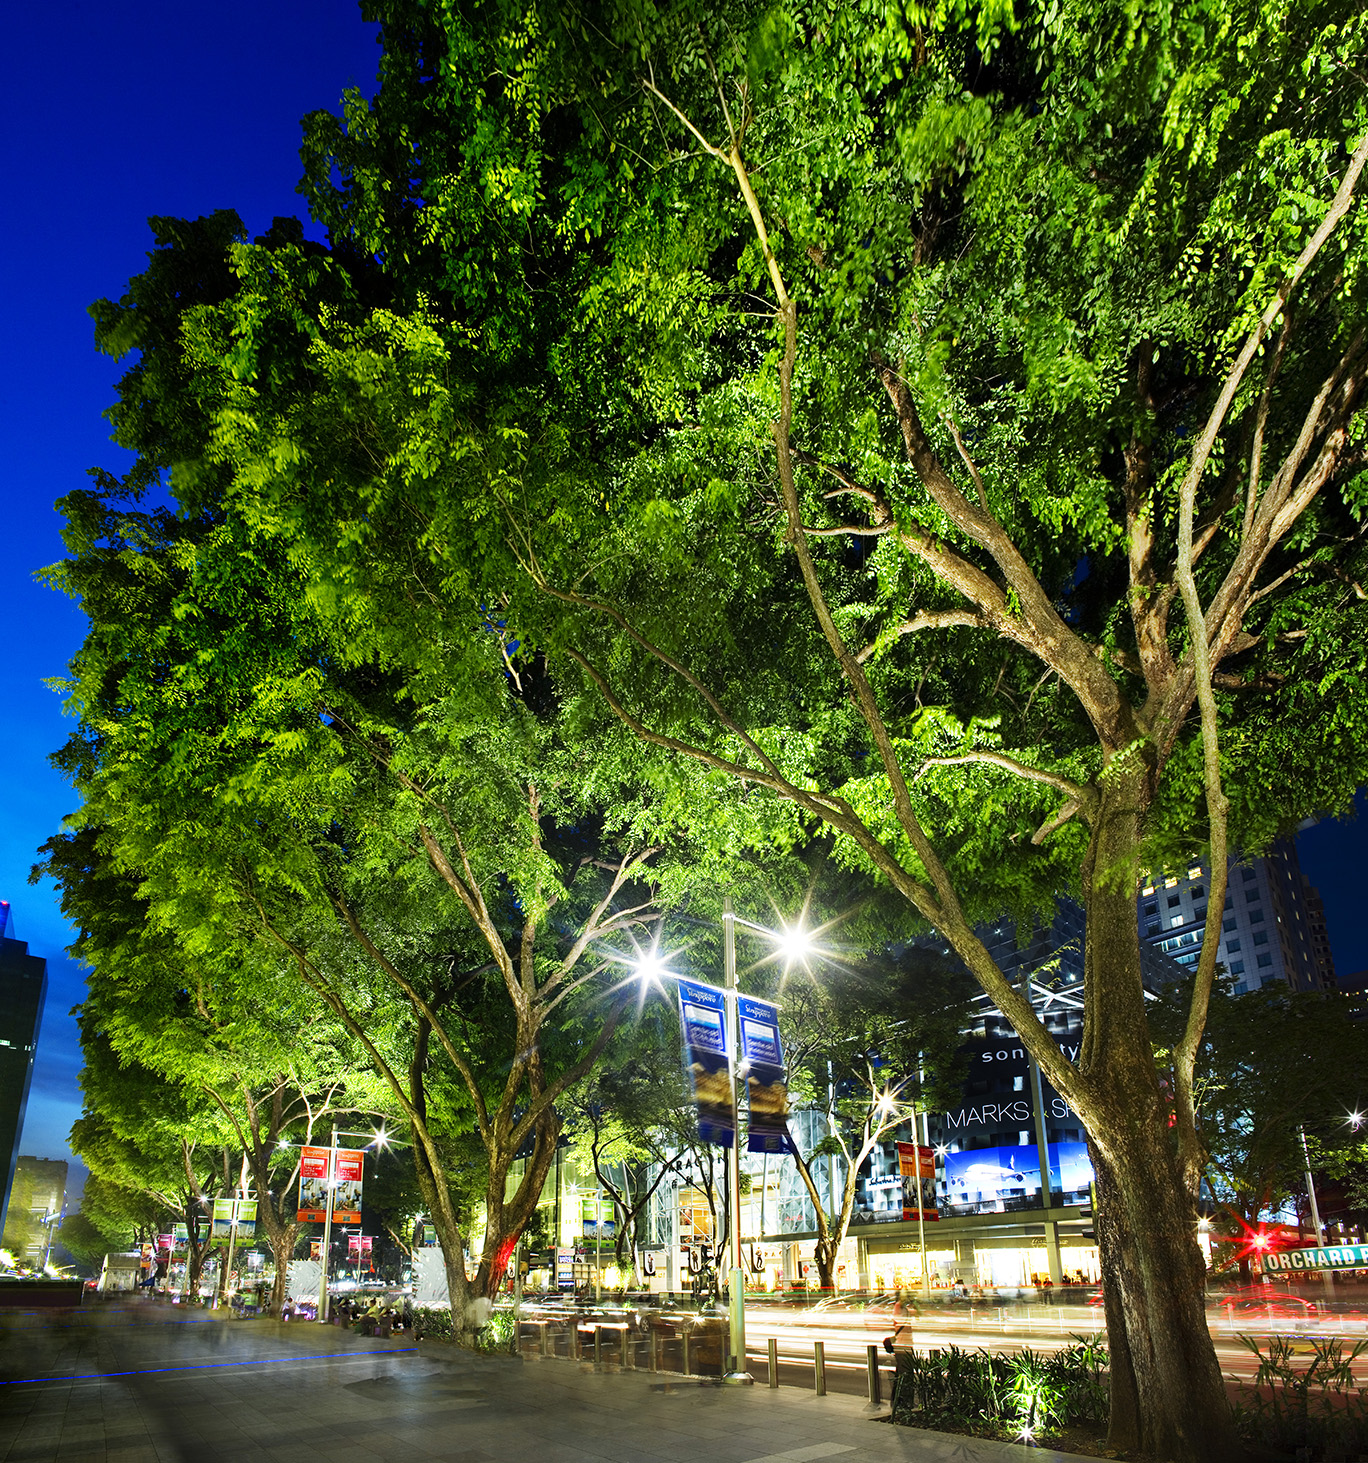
[308,1126,389,1323]
[630,897,815,1385]
[1300,1125,1335,1299]
[721,896,748,1382]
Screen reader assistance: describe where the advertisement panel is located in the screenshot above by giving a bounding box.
[896,1142,939,1222]
[297,1146,331,1222]
[330,1150,364,1224]
[942,1141,1093,1213]
[738,995,789,1155]
[580,1199,617,1241]
[235,1199,258,1238]
[556,1245,575,1291]
[211,1199,236,1240]
[677,978,733,1147]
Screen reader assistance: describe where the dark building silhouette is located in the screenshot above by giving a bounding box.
[0,902,48,1236]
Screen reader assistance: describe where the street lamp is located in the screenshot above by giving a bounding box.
[628,895,816,1385]
[283,1126,390,1322]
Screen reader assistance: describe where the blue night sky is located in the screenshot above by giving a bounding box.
[1,0,380,1198]
[1,1,1365,1207]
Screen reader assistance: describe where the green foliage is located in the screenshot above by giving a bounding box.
[1233,1334,1368,1456]
[1150,982,1368,1223]
[891,1336,1110,1438]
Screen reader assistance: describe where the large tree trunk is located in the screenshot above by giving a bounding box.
[474,1109,559,1299]
[1079,771,1240,1462]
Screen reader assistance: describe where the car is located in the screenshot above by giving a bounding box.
[1207,1285,1317,1318]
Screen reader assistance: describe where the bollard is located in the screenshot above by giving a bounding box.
[540,1321,550,1357]
[683,1324,692,1377]
[649,1327,658,1372]
[866,1344,881,1405]
[594,1326,603,1366]
[620,1327,630,1369]
[573,1322,583,1361]
[814,1340,826,1397]
[768,1337,779,1389]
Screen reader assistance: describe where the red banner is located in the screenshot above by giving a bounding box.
[896,1142,939,1222]
[297,1146,331,1222]
[331,1149,364,1224]
[297,1145,365,1223]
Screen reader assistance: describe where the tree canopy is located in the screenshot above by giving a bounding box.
[47,0,1368,1451]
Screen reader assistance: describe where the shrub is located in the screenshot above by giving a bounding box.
[413,1306,454,1342]
[1232,1333,1368,1458]
[891,1337,1109,1442]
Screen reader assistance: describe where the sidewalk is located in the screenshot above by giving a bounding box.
[0,1307,1111,1463]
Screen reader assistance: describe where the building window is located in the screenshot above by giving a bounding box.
[1226,939,1241,954]
[1191,886,1205,901]
[1243,867,1256,880]
[1253,931,1269,945]
[1146,922,1160,936]
[1257,953,1274,968]
[1144,902,1157,916]
[1194,905,1207,922]
[1251,909,1265,924]
[1171,915,1184,928]
[1230,960,1245,974]
[1223,918,1237,932]
[1224,895,1234,909]
[1234,982,1248,995]
[1168,894,1181,908]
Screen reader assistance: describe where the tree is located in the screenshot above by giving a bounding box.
[57,0,1368,1449]
[780,946,972,1291]
[43,457,788,1326]
[38,826,383,1313]
[1152,981,1368,1266]
[244,3,1366,1454]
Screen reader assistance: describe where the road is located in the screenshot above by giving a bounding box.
[739,1302,1368,1398]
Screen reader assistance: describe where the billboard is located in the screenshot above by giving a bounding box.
[942,1142,1093,1212]
[896,1143,939,1222]
[738,996,789,1155]
[677,978,733,1147]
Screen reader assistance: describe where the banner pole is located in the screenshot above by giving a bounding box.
[723,895,751,1383]
[318,1126,337,1322]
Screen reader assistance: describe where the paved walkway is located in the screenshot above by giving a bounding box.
[0,1303,1108,1463]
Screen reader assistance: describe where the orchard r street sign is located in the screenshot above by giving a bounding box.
[1261,1244,1368,1274]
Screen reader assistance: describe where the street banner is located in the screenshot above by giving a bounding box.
[173,1222,189,1243]
[157,1233,173,1254]
[235,1199,258,1238]
[347,1234,374,1261]
[896,1142,939,1222]
[297,1146,331,1222]
[677,978,734,1147]
[580,1199,617,1241]
[211,1198,236,1239]
[310,1239,322,1260]
[1262,1242,1368,1273]
[738,995,789,1155]
[330,1149,364,1224]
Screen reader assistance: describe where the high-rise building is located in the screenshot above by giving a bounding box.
[0,1156,67,1268]
[1303,877,1338,990]
[1137,841,1328,995]
[0,902,48,1236]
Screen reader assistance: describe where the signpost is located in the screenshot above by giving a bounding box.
[1262,1243,1368,1274]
